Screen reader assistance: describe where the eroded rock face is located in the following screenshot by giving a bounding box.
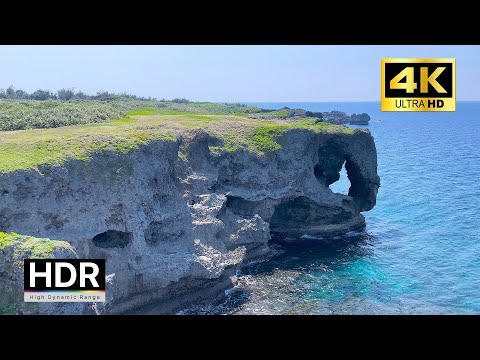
[0,128,379,314]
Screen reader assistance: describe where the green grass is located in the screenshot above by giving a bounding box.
[127,107,222,120]
[204,118,354,156]
[130,109,188,116]
[111,117,136,123]
[242,120,353,155]
[248,125,286,153]
[0,232,74,258]
[0,120,176,172]
[156,102,263,114]
[223,131,241,152]
[126,107,163,116]
[264,110,289,118]
[0,115,354,172]
[112,99,263,115]
[0,101,355,173]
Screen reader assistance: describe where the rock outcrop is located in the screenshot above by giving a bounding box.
[320,111,371,125]
[349,113,371,125]
[249,108,371,125]
[0,128,379,314]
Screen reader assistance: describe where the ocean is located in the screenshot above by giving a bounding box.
[181,101,480,314]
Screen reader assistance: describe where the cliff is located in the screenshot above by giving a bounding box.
[0,112,379,314]
[320,111,371,125]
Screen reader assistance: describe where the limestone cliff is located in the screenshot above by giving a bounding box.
[0,127,379,314]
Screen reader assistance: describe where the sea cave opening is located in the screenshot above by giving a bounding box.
[314,158,351,196]
[92,230,132,249]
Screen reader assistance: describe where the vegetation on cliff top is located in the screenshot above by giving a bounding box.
[0,97,263,131]
[0,100,126,131]
[0,231,76,315]
[0,232,74,259]
[0,99,358,173]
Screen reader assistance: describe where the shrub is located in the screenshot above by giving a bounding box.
[30,89,55,101]
[0,100,126,131]
[171,98,190,103]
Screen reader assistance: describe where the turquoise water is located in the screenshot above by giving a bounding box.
[184,102,480,314]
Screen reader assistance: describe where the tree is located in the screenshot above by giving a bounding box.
[57,88,75,101]
[73,91,88,100]
[30,89,52,100]
[95,91,114,101]
[171,97,190,103]
[15,89,29,99]
[6,86,16,99]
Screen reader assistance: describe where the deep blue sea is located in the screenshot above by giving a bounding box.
[184,102,480,314]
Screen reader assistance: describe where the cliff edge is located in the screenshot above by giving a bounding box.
[0,111,379,314]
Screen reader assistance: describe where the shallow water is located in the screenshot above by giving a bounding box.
[180,101,480,315]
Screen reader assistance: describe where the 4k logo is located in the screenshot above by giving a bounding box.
[381,58,456,111]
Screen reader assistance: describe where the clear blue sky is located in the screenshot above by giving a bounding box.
[1,45,479,102]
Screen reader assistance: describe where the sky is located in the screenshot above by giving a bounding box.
[0,45,479,102]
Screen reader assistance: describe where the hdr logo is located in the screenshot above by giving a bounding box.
[24,259,106,302]
[381,58,456,111]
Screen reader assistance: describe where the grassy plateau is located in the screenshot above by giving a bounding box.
[0,99,355,173]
